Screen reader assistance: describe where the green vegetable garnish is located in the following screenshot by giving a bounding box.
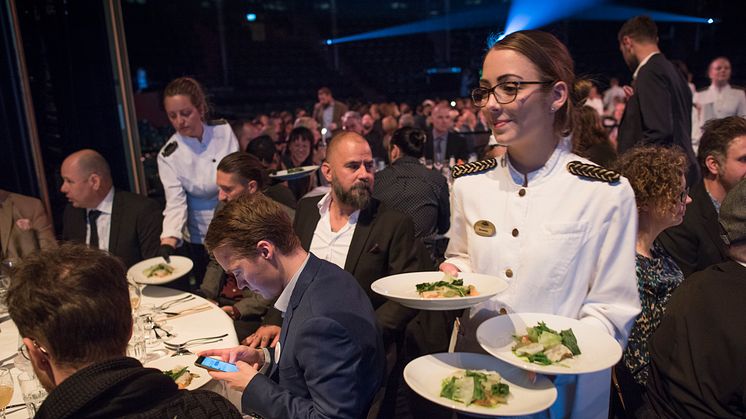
[560,329,581,355]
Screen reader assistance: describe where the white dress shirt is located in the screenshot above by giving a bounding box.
[157,123,238,244]
[632,51,659,80]
[309,193,359,269]
[86,187,114,251]
[692,84,746,149]
[445,138,641,419]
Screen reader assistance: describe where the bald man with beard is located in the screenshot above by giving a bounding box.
[60,149,162,267]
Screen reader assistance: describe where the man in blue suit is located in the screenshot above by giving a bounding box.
[200,193,384,419]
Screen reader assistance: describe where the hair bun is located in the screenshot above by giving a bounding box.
[571,79,593,107]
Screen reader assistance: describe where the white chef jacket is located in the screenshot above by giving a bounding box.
[692,84,746,150]
[157,122,238,244]
[445,138,640,419]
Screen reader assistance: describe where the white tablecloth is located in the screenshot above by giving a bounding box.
[0,285,242,418]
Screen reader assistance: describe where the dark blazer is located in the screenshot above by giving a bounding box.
[242,254,385,419]
[644,261,746,418]
[658,180,728,277]
[617,53,699,184]
[61,189,162,268]
[424,130,470,163]
[293,196,424,331]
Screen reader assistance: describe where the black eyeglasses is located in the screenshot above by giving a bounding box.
[471,80,554,107]
[678,187,690,203]
[19,339,49,360]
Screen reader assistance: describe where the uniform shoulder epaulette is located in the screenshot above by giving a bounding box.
[731,84,745,91]
[567,160,620,183]
[208,118,228,126]
[451,158,498,179]
[696,86,708,93]
[162,141,178,157]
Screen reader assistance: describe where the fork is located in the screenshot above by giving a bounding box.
[162,304,211,317]
[163,333,228,350]
[156,295,196,311]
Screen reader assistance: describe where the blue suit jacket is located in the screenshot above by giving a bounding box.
[242,253,385,419]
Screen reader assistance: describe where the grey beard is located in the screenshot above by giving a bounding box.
[333,182,371,210]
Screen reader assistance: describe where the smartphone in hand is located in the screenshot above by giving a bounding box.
[194,356,239,373]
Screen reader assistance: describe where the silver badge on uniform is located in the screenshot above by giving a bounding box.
[474,220,496,237]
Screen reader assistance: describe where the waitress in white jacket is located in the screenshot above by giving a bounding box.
[157,77,238,286]
[442,30,641,419]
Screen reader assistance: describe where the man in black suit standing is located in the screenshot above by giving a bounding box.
[617,15,699,184]
[60,149,162,267]
[424,102,470,163]
[659,116,746,276]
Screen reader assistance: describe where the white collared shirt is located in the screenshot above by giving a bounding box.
[86,187,114,251]
[309,192,360,269]
[633,51,659,80]
[271,253,310,365]
[157,123,238,244]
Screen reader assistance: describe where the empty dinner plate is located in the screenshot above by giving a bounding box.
[476,312,623,375]
[404,352,557,416]
[128,256,193,285]
[371,271,508,310]
[269,165,319,180]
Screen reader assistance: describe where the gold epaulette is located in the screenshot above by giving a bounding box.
[208,118,228,126]
[451,158,498,179]
[566,161,620,183]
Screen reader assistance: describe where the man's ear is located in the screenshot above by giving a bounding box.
[89,173,101,191]
[247,180,259,194]
[256,240,273,260]
[704,155,720,177]
[321,161,333,183]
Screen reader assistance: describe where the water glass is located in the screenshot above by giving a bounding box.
[127,315,147,362]
[18,373,47,417]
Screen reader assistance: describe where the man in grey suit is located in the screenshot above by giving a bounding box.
[617,15,699,184]
[60,149,162,268]
[200,193,384,419]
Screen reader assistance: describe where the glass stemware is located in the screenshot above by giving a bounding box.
[128,278,142,314]
[0,367,14,419]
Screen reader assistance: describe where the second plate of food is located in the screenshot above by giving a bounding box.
[145,354,210,390]
[476,312,623,375]
[404,352,557,416]
[269,165,319,180]
[128,256,193,285]
[371,271,508,310]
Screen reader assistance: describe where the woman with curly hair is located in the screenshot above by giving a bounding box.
[613,145,691,413]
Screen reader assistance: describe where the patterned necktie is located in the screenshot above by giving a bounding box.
[88,210,102,248]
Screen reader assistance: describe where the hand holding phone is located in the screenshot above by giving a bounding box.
[194,356,239,373]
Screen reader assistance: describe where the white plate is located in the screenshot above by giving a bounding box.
[477,313,623,375]
[371,271,508,310]
[404,353,557,416]
[269,165,319,180]
[128,256,193,285]
[144,354,210,390]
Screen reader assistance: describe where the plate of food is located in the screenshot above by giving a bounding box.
[128,256,193,285]
[371,271,508,310]
[145,354,210,390]
[404,352,557,416]
[269,165,319,180]
[476,313,623,375]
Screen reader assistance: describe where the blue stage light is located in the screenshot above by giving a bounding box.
[707,18,714,24]
[325,39,333,45]
[246,13,256,22]
[576,5,713,23]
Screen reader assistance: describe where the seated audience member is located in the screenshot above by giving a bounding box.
[659,116,746,276]
[613,146,691,412]
[60,149,162,267]
[231,118,262,152]
[424,102,470,163]
[572,105,618,167]
[373,126,449,262]
[282,127,317,201]
[246,135,297,210]
[199,152,287,340]
[642,178,746,418]
[200,194,384,419]
[7,244,242,419]
[0,189,57,260]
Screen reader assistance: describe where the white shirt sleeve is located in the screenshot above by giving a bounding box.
[157,144,188,242]
[443,178,473,273]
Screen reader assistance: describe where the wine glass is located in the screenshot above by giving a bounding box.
[128,278,142,314]
[0,367,14,418]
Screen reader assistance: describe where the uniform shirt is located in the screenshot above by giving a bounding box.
[86,187,114,251]
[445,138,640,418]
[692,84,746,148]
[157,123,238,244]
[309,192,359,269]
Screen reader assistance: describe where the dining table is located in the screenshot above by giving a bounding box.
[0,285,243,418]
